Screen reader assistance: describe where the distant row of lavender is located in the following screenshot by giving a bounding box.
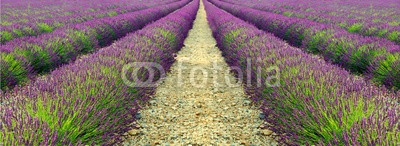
[204,0,399,145]
[0,0,191,91]
[210,0,400,90]
[0,0,180,43]
[0,0,198,144]
[1,0,145,23]
[221,0,400,44]
[220,0,399,24]
[249,0,399,18]
[2,0,121,26]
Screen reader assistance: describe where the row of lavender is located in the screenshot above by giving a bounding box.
[2,0,97,21]
[2,0,140,24]
[231,0,399,21]
[209,0,400,90]
[0,0,199,144]
[1,0,125,32]
[222,0,400,24]
[0,0,180,43]
[221,0,400,44]
[0,0,191,91]
[204,0,399,145]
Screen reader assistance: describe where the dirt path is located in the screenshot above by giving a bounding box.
[122,1,278,145]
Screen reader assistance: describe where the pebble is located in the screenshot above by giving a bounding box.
[261,130,274,136]
[128,129,140,136]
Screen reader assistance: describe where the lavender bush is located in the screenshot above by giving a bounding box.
[0,0,191,91]
[221,0,400,44]
[2,0,117,23]
[0,0,198,144]
[209,0,400,90]
[0,0,180,43]
[204,0,399,145]
[1,0,162,25]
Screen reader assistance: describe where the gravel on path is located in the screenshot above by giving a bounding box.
[122,1,278,145]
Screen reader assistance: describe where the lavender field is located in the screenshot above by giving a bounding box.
[0,0,399,145]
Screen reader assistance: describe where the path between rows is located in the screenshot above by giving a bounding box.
[122,1,278,145]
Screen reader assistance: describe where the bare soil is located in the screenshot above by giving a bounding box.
[122,1,278,145]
